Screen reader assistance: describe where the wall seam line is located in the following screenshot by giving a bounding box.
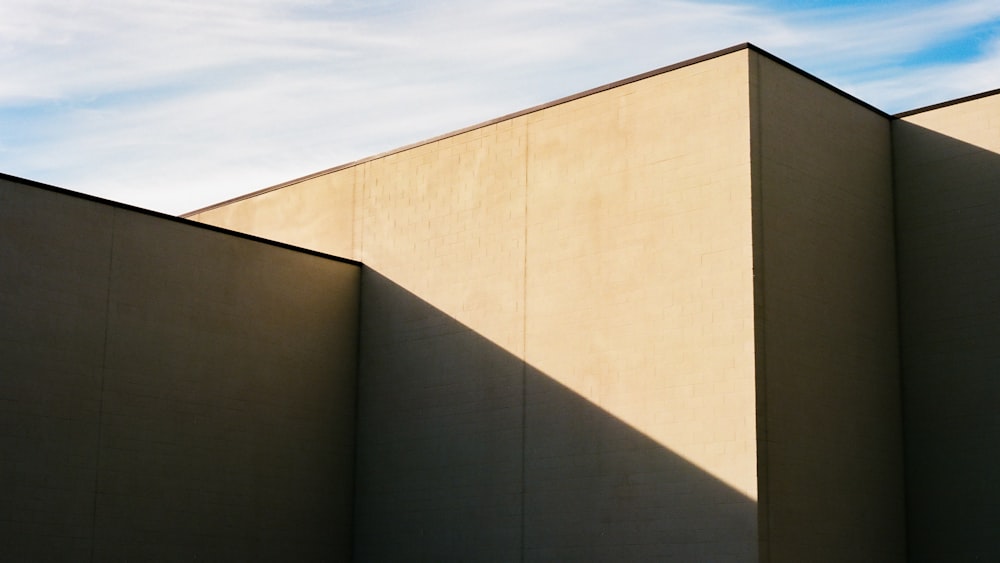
[748,50,770,563]
[349,266,364,562]
[520,119,529,563]
[351,164,367,560]
[89,208,116,562]
[888,116,911,562]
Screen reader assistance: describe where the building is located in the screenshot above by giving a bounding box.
[2,43,998,562]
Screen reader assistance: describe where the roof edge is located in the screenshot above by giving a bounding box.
[0,171,361,267]
[746,44,890,119]
[184,42,892,217]
[894,87,1000,119]
[182,42,754,217]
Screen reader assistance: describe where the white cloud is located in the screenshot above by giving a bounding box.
[1,0,998,213]
[842,35,1000,112]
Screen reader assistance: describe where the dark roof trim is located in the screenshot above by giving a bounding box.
[0,171,361,266]
[894,87,1000,118]
[184,43,753,216]
[183,42,890,217]
[748,45,890,118]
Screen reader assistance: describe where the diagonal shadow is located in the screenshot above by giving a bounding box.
[353,268,758,561]
[892,119,1000,562]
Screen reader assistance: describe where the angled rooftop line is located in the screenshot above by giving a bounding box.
[181,43,882,217]
[894,87,1000,118]
[0,171,360,266]
[180,42,999,217]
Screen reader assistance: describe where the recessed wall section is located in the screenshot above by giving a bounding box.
[893,91,1000,562]
[753,51,904,562]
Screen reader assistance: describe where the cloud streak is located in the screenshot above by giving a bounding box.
[1,0,997,213]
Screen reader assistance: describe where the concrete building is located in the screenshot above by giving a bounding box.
[2,43,998,561]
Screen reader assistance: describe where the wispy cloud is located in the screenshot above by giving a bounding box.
[0,0,997,213]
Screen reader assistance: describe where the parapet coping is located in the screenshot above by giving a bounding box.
[894,87,1000,118]
[0,171,361,267]
[182,42,897,217]
[179,43,998,216]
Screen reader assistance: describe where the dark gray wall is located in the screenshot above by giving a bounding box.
[894,102,1000,562]
[0,177,360,561]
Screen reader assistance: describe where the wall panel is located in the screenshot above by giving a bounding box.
[0,178,360,561]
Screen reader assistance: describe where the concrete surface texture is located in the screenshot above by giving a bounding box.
[196,47,763,559]
[893,91,1000,562]
[5,42,1000,562]
[201,50,758,560]
[188,44,912,560]
[0,177,361,561]
[752,52,905,561]
[359,50,759,560]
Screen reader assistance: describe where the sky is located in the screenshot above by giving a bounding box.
[1,0,998,215]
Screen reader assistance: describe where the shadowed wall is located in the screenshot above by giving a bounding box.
[752,53,906,562]
[192,49,757,560]
[185,43,923,560]
[0,177,360,561]
[893,92,1000,562]
[191,47,762,559]
[357,269,758,561]
[6,42,1000,562]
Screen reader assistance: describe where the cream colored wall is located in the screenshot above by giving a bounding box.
[352,115,530,560]
[188,169,359,259]
[893,92,1000,562]
[522,54,757,560]
[191,50,760,560]
[753,53,905,561]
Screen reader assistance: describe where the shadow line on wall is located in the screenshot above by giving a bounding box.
[354,268,757,561]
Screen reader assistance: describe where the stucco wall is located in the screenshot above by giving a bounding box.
[353,110,530,560]
[0,177,360,561]
[893,92,1000,562]
[521,53,757,560]
[191,48,760,560]
[752,53,905,562]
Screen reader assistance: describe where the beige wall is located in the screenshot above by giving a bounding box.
[893,92,1000,562]
[752,53,905,561]
[0,177,360,561]
[522,54,757,560]
[353,112,531,560]
[192,49,760,560]
[185,45,940,562]
[190,169,360,260]
[13,41,997,561]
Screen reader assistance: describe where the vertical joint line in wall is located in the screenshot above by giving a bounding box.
[520,122,529,563]
[748,50,770,563]
[887,116,910,560]
[351,167,356,259]
[350,163,366,558]
[89,209,115,563]
[357,164,366,261]
[349,266,365,561]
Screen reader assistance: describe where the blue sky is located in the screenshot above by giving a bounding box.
[1,0,998,214]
